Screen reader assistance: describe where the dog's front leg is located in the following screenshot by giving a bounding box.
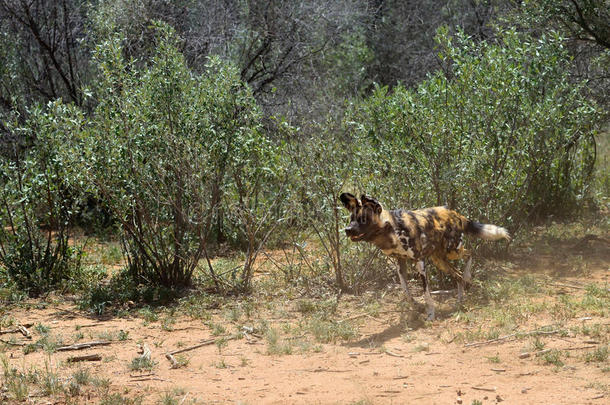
[397,258,416,305]
[417,260,435,320]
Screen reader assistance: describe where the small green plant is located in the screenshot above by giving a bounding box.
[265,328,293,355]
[172,355,189,368]
[1,356,29,401]
[306,317,356,343]
[210,322,226,336]
[215,337,228,354]
[138,307,159,324]
[92,376,111,390]
[41,360,63,395]
[161,317,175,331]
[129,355,157,372]
[487,355,501,364]
[99,392,143,405]
[531,337,546,351]
[296,299,318,314]
[540,349,564,367]
[471,400,483,405]
[585,346,608,363]
[214,359,228,369]
[158,392,178,405]
[72,368,91,385]
[413,343,430,353]
[35,323,51,336]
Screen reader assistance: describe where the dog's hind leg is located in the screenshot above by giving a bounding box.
[417,260,435,321]
[431,255,466,304]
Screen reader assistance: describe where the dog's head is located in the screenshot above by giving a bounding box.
[339,193,389,242]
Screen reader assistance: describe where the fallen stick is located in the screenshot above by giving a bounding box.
[430,290,453,295]
[130,376,169,382]
[562,345,597,351]
[472,386,496,392]
[56,341,111,351]
[67,354,102,363]
[0,329,21,335]
[384,350,404,358]
[18,325,31,339]
[465,329,559,348]
[76,324,104,329]
[165,335,238,365]
[0,339,26,346]
[0,323,33,335]
[300,368,351,373]
[165,353,179,369]
[339,310,401,323]
[519,349,551,359]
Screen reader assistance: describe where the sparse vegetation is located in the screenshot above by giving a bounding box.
[585,346,609,363]
[129,355,157,372]
[0,1,608,404]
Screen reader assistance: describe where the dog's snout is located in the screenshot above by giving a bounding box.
[344,225,356,236]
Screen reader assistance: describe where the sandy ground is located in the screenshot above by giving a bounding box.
[1,230,609,404]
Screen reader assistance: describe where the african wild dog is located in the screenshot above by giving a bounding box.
[340,193,510,320]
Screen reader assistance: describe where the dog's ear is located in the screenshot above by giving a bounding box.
[339,193,360,211]
[360,194,383,215]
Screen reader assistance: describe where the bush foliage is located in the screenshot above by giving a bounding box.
[347,28,600,224]
[0,22,604,297]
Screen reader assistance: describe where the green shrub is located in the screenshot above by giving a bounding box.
[347,27,601,226]
[0,103,85,296]
[63,22,279,290]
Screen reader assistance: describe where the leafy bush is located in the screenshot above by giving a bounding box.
[0,103,85,296]
[64,23,279,289]
[347,28,601,225]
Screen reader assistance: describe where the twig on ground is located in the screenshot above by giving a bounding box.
[56,341,111,351]
[591,394,605,400]
[130,376,169,382]
[562,345,597,351]
[75,324,104,329]
[519,349,551,359]
[0,339,26,346]
[339,310,401,323]
[0,323,33,336]
[67,354,102,362]
[384,350,404,358]
[17,325,31,339]
[465,328,560,348]
[165,353,179,369]
[179,392,190,405]
[300,368,351,373]
[472,386,496,392]
[165,335,239,366]
[430,290,453,295]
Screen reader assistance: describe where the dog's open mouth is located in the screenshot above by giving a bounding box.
[349,233,365,241]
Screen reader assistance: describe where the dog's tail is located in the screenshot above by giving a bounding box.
[466,220,511,242]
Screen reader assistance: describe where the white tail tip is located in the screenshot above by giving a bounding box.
[480,224,511,242]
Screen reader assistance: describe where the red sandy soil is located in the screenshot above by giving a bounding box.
[1,231,608,405]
